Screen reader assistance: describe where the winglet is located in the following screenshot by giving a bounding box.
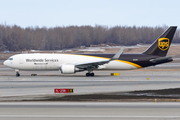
[110,48,124,61]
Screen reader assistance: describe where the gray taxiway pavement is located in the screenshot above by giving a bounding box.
[0,102,180,120]
[1,63,180,120]
[1,63,180,100]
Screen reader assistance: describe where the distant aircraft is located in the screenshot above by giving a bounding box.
[3,26,177,77]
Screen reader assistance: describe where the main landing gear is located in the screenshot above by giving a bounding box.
[86,72,95,77]
[86,68,95,77]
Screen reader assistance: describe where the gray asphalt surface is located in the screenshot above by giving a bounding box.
[1,62,180,120]
[0,102,180,120]
[1,63,180,100]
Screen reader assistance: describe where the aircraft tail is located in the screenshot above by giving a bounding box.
[142,26,177,57]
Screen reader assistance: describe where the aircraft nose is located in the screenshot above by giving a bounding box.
[3,60,8,66]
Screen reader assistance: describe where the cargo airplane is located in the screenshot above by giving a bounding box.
[3,26,177,77]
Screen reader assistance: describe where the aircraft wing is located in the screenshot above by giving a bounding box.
[75,60,109,69]
[75,48,124,69]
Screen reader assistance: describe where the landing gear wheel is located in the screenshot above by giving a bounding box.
[90,73,94,76]
[86,73,90,77]
[16,72,20,77]
[86,72,95,77]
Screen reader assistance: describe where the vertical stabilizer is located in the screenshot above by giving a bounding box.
[143,26,177,57]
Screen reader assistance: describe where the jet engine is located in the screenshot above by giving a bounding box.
[60,64,83,74]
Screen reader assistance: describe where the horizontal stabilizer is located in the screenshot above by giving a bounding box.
[150,56,173,63]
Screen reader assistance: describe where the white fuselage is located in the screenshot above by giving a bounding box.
[3,53,139,72]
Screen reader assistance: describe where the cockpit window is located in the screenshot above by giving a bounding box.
[8,58,13,60]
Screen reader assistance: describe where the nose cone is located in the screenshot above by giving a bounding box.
[3,60,8,66]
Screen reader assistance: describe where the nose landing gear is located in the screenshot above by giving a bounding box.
[16,72,20,77]
[15,69,20,77]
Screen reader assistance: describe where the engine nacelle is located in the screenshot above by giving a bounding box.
[60,64,76,74]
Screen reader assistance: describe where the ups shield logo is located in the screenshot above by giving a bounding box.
[158,38,169,51]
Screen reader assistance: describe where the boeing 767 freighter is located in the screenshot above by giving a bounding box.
[3,26,177,77]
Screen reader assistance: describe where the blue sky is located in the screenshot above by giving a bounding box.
[0,0,180,28]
